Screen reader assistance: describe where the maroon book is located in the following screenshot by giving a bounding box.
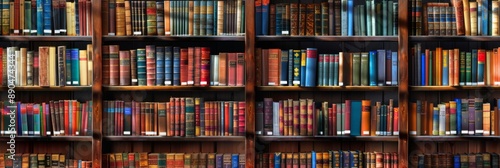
[109,45,120,86]
[188,47,195,85]
[200,47,210,86]
[102,45,111,85]
[38,47,50,87]
[238,101,245,136]
[145,45,156,86]
[227,53,237,86]
[194,47,201,86]
[236,53,245,86]
[119,51,131,86]
[180,48,188,86]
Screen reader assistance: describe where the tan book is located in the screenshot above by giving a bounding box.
[116,0,125,36]
[469,2,478,36]
[493,1,499,36]
[164,0,170,35]
[49,47,56,86]
[462,0,471,35]
[79,50,88,86]
[87,44,93,85]
[39,47,50,87]
[189,1,194,35]
[67,1,76,36]
[218,53,227,86]
[217,1,224,35]
[484,103,491,136]
[125,0,132,35]
[20,48,27,86]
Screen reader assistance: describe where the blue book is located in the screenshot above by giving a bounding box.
[377,50,386,86]
[213,0,217,35]
[317,54,324,86]
[311,151,316,168]
[350,100,362,136]
[124,103,132,134]
[172,47,180,86]
[275,4,282,35]
[137,49,147,86]
[206,0,214,35]
[220,102,224,134]
[349,151,355,167]
[288,49,293,86]
[16,102,21,135]
[274,153,281,168]
[21,104,28,135]
[392,52,398,85]
[329,54,335,86]
[193,0,200,35]
[156,47,165,86]
[199,0,206,35]
[322,54,328,86]
[443,51,449,86]
[369,51,377,86]
[280,50,288,85]
[421,53,426,86]
[255,0,262,35]
[382,0,387,36]
[453,154,460,168]
[164,46,173,86]
[36,0,43,35]
[333,54,339,86]
[75,0,79,35]
[71,49,80,86]
[232,154,239,168]
[66,49,72,85]
[292,50,301,86]
[482,0,489,36]
[261,0,269,35]
[300,49,306,86]
[455,98,461,136]
[305,48,317,87]
[42,0,52,35]
[347,0,354,36]
[471,50,478,85]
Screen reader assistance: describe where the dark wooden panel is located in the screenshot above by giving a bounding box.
[398,0,409,167]
[92,0,103,167]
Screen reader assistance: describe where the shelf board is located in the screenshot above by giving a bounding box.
[0,136,92,142]
[103,86,245,91]
[256,86,398,92]
[0,36,92,41]
[257,136,399,142]
[103,136,245,142]
[0,86,92,91]
[410,36,500,41]
[256,36,398,42]
[410,86,500,91]
[410,136,500,141]
[103,36,245,42]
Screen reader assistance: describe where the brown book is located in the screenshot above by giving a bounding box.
[119,50,131,86]
[255,48,262,86]
[410,102,417,136]
[109,45,120,86]
[38,46,50,87]
[124,0,132,35]
[227,53,237,86]
[108,0,116,35]
[298,3,306,35]
[268,49,280,86]
[130,49,138,85]
[194,47,201,86]
[219,52,227,86]
[115,0,125,36]
[299,99,307,136]
[146,1,157,35]
[261,49,269,86]
[164,0,170,35]
[145,45,156,86]
[188,47,195,85]
[103,45,111,85]
[305,3,314,36]
[270,4,276,35]
[180,48,188,85]
[180,98,186,136]
[290,2,299,36]
[307,99,314,136]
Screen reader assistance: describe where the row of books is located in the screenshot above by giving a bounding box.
[102,45,245,86]
[0,153,91,168]
[412,153,500,168]
[257,48,398,87]
[103,99,245,137]
[256,151,398,168]
[256,98,399,136]
[0,45,94,87]
[411,44,500,86]
[256,0,399,36]
[0,0,92,36]
[103,153,245,168]
[411,0,500,36]
[0,100,93,136]
[410,98,500,136]
[104,0,245,36]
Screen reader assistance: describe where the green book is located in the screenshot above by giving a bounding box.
[33,104,40,135]
[24,1,31,35]
[428,51,433,86]
[465,52,472,85]
[450,101,457,135]
[459,52,466,86]
[317,54,324,86]
[185,97,195,136]
[352,53,361,86]
[158,153,167,168]
[292,50,301,86]
[360,52,369,86]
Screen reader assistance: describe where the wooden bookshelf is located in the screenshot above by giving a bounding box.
[0,86,92,91]
[257,136,399,142]
[410,86,500,91]
[103,36,245,42]
[410,36,500,42]
[257,86,398,92]
[256,36,398,42]
[103,86,245,91]
[0,36,92,42]
[0,136,93,142]
[410,136,500,142]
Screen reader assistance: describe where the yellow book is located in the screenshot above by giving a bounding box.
[463,0,471,35]
[66,2,76,36]
[59,154,65,167]
[87,44,93,85]
[79,50,88,86]
[493,1,499,36]
[484,103,491,136]
[21,153,29,168]
[49,47,56,86]
[470,2,478,36]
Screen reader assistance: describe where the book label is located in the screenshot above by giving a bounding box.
[34,131,40,135]
[282,31,289,35]
[268,82,276,86]
[124,131,131,135]
[200,81,207,85]
[386,81,391,85]
[280,81,287,85]
[46,131,51,135]
[266,131,273,135]
[256,131,262,135]
[476,130,483,134]
[60,29,67,33]
[484,131,489,135]
[445,131,450,135]
[363,131,369,135]
[23,30,30,33]
[188,81,194,85]
[339,82,344,86]
[451,131,457,134]
[181,82,187,85]
[293,81,300,85]
[394,131,399,135]
[31,30,37,33]
[133,32,141,35]
[159,132,166,136]
[76,131,79,135]
[55,30,60,34]
[14,30,20,34]
[109,33,117,36]
[165,81,171,85]
[461,130,468,134]
[43,30,51,34]
[409,131,416,135]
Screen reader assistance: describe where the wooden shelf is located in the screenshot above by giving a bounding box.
[0,86,92,91]
[256,36,398,42]
[103,36,245,42]
[0,136,92,142]
[257,86,398,92]
[410,136,500,142]
[410,36,500,42]
[257,136,399,142]
[103,136,245,142]
[103,86,245,91]
[410,86,500,91]
[0,36,92,41]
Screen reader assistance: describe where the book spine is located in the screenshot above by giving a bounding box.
[156,46,165,86]
[305,48,317,87]
[146,1,156,35]
[368,51,376,86]
[146,45,156,86]
[156,1,164,35]
[136,48,146,86]
[119,51,131,86]
[109,45,119,86]
[164,46,172,86]
[115,0,125,36]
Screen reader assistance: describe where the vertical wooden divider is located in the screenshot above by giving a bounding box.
[398,0,409,167]
[245,0,256,167]
[92,0,103,167]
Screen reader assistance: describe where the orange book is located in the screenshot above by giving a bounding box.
[339,52,344,86]
[496,47,500,85]
[268,49,280,86]
[454,48,460,86]
[425,49,430,86]
[219,53,227,86]
[436,47,442,86]
[449,49,454,86]
[484,103,491,136]
[410,102,417,135]
[361,100,371,136]
[427,103,434,136]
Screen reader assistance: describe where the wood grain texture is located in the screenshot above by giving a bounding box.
[103,86,245,91]
[256,36,398,42]
[257,86,398,92]
[245,0,255,167]
[92,0,103,167]
[398,0,409,167]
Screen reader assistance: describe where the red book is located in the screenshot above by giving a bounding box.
[216,102,221,136]
[307,99,314,136]
[232,102,238,136]
[174,98,180,136]
[332,103,337,136]
[180,98,186,136]
[13,0,20,35]
[195,98,200,136]
[328,107,334,135]
[205,102,211,136]
[180,48,188,85]
[166,102,172,136]
[0,48,2,85]
[194,47,201,86]
[224,102,230,135]
[81,102,87,135]
[200,47,210,86]
[238,101,245,136]
[38,47,50,87]
[109,45,120,86]
[168,98,174,136]
[393,107,399,135]
[299,99,306,136]
[344,100,351,135]
[268,49,280,86]
[236,57,246,90]
[188,47,195,85]
[287,99,293,136]
[227,53,237,86]
[102,45,111,85]
[119,51,131,86]
[64,100,70,136]
[133,101,140,136]
[145,45,156,86]
[73,100,78,136]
